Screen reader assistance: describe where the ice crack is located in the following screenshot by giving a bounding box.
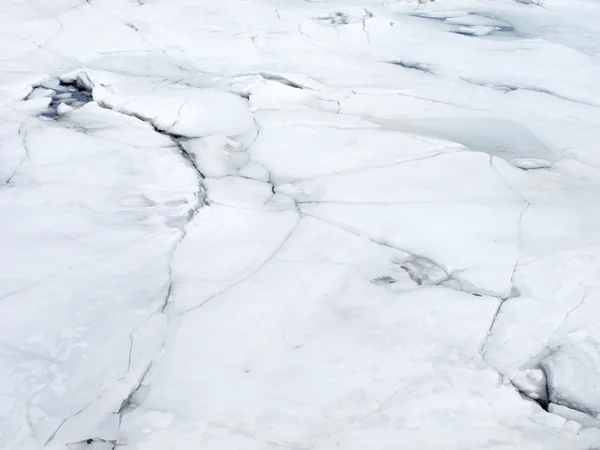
[465,78,598,108]
[387,60,434,74]
[303,212,515,299]
[34,73,210,447]
[4,124,29,185]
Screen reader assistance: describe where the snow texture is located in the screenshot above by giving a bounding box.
[1,0,600,449]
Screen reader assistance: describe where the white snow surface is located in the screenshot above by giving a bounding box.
[2,0,600,449]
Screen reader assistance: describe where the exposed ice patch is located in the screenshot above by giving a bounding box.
[398,257,449,286]
[32,80,93,119]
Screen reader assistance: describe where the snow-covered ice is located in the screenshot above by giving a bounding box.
[2,0,600,449]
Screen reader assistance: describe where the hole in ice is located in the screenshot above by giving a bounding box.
[371,276,397,285]
[316,11,350,25]
[315,10,371,26]
[37,80,93,119]
[397,258,449,286]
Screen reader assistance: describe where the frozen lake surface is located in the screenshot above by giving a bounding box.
[2,0,600,449]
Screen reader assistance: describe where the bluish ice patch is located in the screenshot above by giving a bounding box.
[408,10,521,39]
[375,117,554,162]
[39,82,93,119]
[499,11,600,56]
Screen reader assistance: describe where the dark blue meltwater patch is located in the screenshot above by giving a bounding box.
[36,81,93,119]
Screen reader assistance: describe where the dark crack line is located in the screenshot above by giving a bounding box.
[538,348,600,419]
[360,92,486,112]
[38,75,208,446]
[286,150,463,185]
[4,124,30,185]
[258,73,304,90]
[362,9,373,43]
[92,97,207,186]
[509,203,530,290]
[67,437,117,449]
[0,228,171,303]
[73,76,300,446]
[0,342,59,365]
[386,60,434,74]
[546,287,594,345]
[173,219,301,318]
[113,200,198,443]
[302,212,509,300]
[480,201,529,357]
[306,381,421,450]
[465,78,598,108]
[123,289,171,375]
[538,363,551,411]
[475,201,561,416]
[84,1,193,74]
[44,388,110,445]
[110,138,205,446]
[43,236,183,446]
[489,155,531,204]
[506,377,550,412]
[116,362,153,415]
[297,24,311,40]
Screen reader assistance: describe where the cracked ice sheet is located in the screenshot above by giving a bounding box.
[0,105,199,448]
[119,216,591,450]
[165,191,300,315]
[249,123,466,183]
[479,160,600,422]
[2,0,600,449]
